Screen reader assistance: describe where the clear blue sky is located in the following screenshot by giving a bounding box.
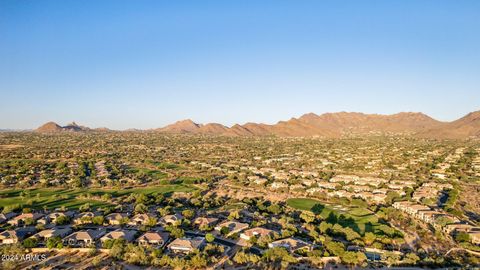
[1,1,479,130]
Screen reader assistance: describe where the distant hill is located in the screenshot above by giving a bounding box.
[157,119,202,133]
[35,121,91,133]
[33,110,480,139]
[418,111,480,139]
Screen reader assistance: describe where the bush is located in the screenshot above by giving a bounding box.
[22,238,37,248]
[46,236,62,249]
[455,232,470,242]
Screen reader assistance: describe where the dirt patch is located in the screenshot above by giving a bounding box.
[0,144,24,150]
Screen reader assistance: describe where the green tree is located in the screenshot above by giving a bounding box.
[263,247,296,264]
[123,243,149,265]
[455,232,470,242]
[300,211,315,223]
[46,236,63,249]
[110,239,127,260]
[24,217,35,226]
[168,226,185,238]
[403,253,420,265]
[220,226,230,236]
[364,232,376,246]
[233,251,260,265]
[134,203,148,214]
[341,251,367,266]
[319,221,332,234]
[343,227,361,241]
[146,217,158,227]
[101,193,112,201]
[92,216,105,225]
[382,251,400,267]
[205,233,215,243]
[79,203,91,212]
[182,209,195,219]
[55,215,70,225]
[189,253,208,269]
[385,191,400,205]
[228,211,240,220]
[325,241,345,256]
[157,207,172,217]
[267,204,282,214]
[103,239,114,249]
[22,238,37,248]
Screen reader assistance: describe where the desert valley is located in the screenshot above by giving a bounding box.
[0,111,479,269]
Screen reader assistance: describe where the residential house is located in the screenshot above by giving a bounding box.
[137,231,170,247]
[8,213,44,226]
[194,217,219,228]
[417,210,444,224]
[253,178,268,185]
[129,214,153,226]
[33,227,73,244]
[318,181,339,190]
[373,188,389,195]
[443,223,480,235]
[63,229,106,247]
[0,227,36,245]
[329,175,358,184]
[100,229,137,243]
[307,187,326,195]
[392,201,411,211]
[0,230,22,245]
[290,184,304,191]
[268,238,313,252]
[371,193,387,204]
[167,237,205,254]
[387,183,404,190]
[49,211,74,222]
[215,221,249,236]
[159,213,183,225]
[0,212,18,224]
[302,179,314,187]
[270,182,288,190]
[469,232,480,245]
[392,201,430,218]
[105,213,129,225]
[347,185,371,192]
[39,211,74,225]
[331,190,354,199]
[73,212,98,225]
[240,227,275,241]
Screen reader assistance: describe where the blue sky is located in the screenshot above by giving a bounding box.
[1,1,479,129]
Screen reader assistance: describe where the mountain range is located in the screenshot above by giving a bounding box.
[34,111,480,139]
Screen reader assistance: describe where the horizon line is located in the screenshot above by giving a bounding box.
[3,109,478,131]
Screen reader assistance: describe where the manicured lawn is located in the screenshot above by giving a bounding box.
[147,160,182,170]
[287,198,383,234]
[287,198,325,211]
[127,167,168,180]
[88,184,194,196]
[0,184,195,210]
